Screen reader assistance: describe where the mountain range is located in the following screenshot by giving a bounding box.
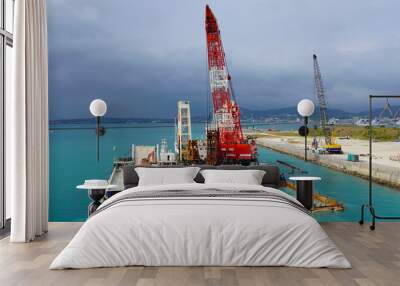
[240,105,400,120]
[50,105,400,125]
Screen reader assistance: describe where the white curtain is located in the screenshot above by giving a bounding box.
[8,0,49,242]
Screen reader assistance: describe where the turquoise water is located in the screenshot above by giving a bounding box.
[49,122,400,222]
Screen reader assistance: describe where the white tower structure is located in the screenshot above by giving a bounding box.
[177,101,192,161]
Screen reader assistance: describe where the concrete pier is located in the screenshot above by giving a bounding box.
[257,138,400,189]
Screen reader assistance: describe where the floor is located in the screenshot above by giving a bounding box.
[0,222,399,286]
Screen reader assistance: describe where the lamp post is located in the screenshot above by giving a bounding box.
[297,99,315,162]
[89,99,107,162]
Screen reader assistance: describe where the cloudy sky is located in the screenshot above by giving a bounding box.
[47,0,400,120]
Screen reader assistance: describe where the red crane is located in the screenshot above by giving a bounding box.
[205,5,257,164]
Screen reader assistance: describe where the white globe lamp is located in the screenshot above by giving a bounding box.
[297,99,315,117]
[89,99,107,162]
[90,99,107,117]
[297,99,315,162]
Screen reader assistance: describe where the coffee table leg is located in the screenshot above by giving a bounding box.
[88,189,105,216]
[296,181,313,210]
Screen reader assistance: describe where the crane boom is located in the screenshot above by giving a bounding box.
[205,5,256,164]
[313,54,331,145]
[313,54,342,154]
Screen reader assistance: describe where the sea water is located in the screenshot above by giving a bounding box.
[49,122,400,222]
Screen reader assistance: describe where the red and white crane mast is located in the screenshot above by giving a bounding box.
[205,5,256,164]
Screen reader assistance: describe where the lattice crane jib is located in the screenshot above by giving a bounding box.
[313,54,332,145]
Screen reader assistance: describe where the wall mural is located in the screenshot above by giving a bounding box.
[48,1,400,222]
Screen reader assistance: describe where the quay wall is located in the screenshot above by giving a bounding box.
[257,139,400,189]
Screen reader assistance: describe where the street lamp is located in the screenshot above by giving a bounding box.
[90,99,107,162]
[297,99,315,162]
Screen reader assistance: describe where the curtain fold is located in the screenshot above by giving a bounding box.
[9,0,49,242]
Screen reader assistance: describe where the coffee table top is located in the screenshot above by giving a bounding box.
[76,184,120,190]
[289,176,321,181]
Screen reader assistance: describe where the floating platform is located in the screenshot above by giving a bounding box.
[285,181,344,212]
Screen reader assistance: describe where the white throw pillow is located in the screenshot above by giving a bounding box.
[200,169,266,185]
[135,167,201,186]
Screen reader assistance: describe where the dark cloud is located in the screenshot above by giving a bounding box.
[47,0,400,119]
